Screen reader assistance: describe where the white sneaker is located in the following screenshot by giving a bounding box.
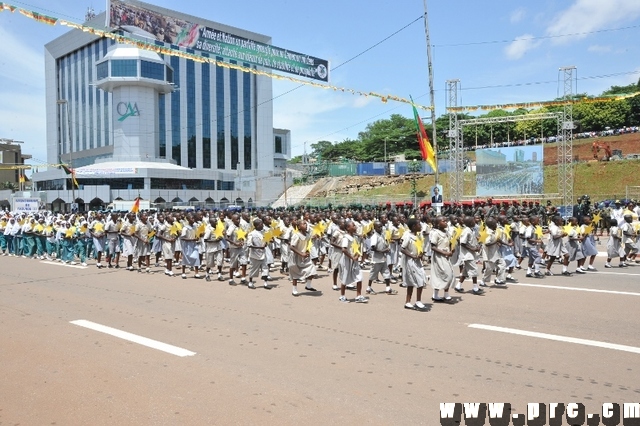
[165,270,174,276]
[234,271,240,278]
[181,273,187,279]
[248,282,256,289]
[81,262,87,267]
[338,295,349,303]
[415,301,427,310]
[354,295,368,303]
[70,261,77,265]
[146,267,150,273]
[292,288,299,296]
[194,274,201,279]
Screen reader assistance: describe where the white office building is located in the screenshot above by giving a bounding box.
[32,0,291,211]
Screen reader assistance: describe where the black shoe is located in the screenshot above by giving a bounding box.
[472,288,484,295]
[561,271,572,276]
[454,287,465,293]
[526,273,533,278]
[431,297,445,303]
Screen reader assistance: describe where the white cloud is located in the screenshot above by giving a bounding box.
[587,44,612,53]
[547,0,640,43]
[510,8,526,24]
[504,34,541,60]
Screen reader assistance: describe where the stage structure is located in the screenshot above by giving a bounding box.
[446,79,463,202]
[445,67,576,206]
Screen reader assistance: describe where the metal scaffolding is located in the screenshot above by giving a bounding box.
[446,79,464,202]
[558,66,576,213]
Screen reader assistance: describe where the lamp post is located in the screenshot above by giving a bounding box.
[237,161,242,206]
[57,99,75,209]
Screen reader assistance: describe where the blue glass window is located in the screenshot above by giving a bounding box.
[170,56,181,165]
[96,62,108,80]
[141,60,164,80]
[230,61,238,170]
[243,63,252,170]
[186,60,196,169]
[216,57,225,170]
[202,61,211,169]
[111,59,137,77]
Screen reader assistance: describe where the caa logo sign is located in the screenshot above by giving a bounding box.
[117,102,140,122]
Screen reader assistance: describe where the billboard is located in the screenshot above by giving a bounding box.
[476,146,543,196]
[107,0,330,82]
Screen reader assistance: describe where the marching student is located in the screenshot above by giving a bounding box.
[278,216,293,276]
[120,213,137,271]
[329,218,345,291]
[246,218,272,290]
[400,218,428,310]
[605,220,625,268]
[366,221,397,295]
[226,214,248,285]
[545,216,571,276]
[621,214,638,262]
[580,215,598,271]
[288,220,318,296]
[481,217,506,286]
[523,216,544,278]
[564,217,586,274]
[455,216,483,295]
[89,213,106,268]
[75,221,90,267]
[135,214,152,273]
[497,215,518,283]
[179,214,201,279]
[339,220,367,303]
[104,213,121,269]
[157,215,177,276]
[429,216,454,302]
[203,216,224,281]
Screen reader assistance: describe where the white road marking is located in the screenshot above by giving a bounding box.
[469,324,640,354]
[510,282,640,296]
[589,271,640,277]
[70,320,196,357]
[41,261,88,269]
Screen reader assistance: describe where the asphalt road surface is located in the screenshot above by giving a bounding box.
[1,254,638,425]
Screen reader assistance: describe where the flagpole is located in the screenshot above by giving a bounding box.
[422,0,438,185]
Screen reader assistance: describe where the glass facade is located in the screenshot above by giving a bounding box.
[170,54,181,165]
[97,62,108,80]
[186,59,196,169]
[141,60,164,80]
[111,59,138,77]
[230,60,238,170]
[202,58,211,169]
[243,63,252,170]
[216,56,225,169]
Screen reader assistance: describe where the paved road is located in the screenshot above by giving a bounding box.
[1,255,638,425]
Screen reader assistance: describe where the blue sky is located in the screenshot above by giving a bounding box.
[1,0,639,166]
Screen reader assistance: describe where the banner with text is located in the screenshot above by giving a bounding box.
[107,0,330,82]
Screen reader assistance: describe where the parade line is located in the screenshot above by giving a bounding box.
[69,320,196,357]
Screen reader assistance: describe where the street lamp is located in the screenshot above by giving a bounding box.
[57,99,75,209]
[237,161,242,206]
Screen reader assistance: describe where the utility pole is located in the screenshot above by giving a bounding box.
[57,99,74,211]
[423,0,438,184]
[283,163,288,208]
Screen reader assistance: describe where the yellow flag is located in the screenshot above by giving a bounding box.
[563,224,573,235]
[414,236,424,256]
[214,220,225,239]
[195,222,206,238]
[479,227,489,244]
[94,222,104,233]
[312,223,324,236]
[170,223,179,236]
[236,227,247,241]
[350,238,361,256]
[263,229,274,243]
[305,237,313,253]
[384,229,392,243]
[592,213,602,224]
[535,226,544,238]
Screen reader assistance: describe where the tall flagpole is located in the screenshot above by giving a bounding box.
[422,0,438,185]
